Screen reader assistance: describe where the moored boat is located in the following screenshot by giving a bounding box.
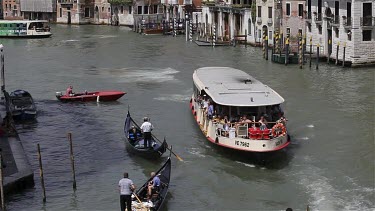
[0,20,52,38]
[8,90,37,121]
[56,90,125,102]
[124,111,168,159]
[190,67,290,153]
[131,157,171,211]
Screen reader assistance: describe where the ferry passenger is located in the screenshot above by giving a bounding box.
[66,85,73,96]
[140,117,154,148]
[222,115,230,136]
[259,116,268,130]
[147,172,160,200]
[207,101,214,120]
[277,112,288,126]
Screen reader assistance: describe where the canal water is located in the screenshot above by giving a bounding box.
[1,24,373,211]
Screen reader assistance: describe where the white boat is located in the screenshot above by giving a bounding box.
[190,67,290,153]
[0,20,51,38]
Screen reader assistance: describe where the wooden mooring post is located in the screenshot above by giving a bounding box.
[335,42,340,65]
[285,37,289,65]
[309,36,312,67]
[298,34,302,69]
[0,154,5,211]
[37,144,46,203]
[342,42,346,67]
[316,44,320,69]
[68,133,77,191]
[327,38,331,64]
[265,36,269,60]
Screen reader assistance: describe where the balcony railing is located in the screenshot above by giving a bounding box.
[343,17,352,28]
[58,0,74,4]
[360,17,374,27]
[256,17,262,24]
[267,18,272,25]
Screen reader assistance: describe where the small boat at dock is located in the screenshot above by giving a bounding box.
[190,67,290,153]
[131,157,171,211]
[124,111,168,159]
[56,90,125,102]
[8,90,37,121]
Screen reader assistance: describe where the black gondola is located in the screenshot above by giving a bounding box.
[7,90,37,121]
[132,157,171,211]
[124,111,167,159]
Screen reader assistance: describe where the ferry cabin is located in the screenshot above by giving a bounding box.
[0,20,51,37]
[190,67,290,153]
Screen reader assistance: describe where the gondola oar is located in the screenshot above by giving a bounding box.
[132,193,142,203]
[129,117,183,161]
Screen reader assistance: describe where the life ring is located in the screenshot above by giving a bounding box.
[272,123,286,137]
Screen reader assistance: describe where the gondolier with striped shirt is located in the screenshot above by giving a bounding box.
[140,117,154,148]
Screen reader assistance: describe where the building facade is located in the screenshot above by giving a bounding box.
[20,0,56,22]
[3,0,21,20]
[305,0,375,66]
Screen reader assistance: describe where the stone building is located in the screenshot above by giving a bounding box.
[305,0,375,66]
[255,0,280,45]
[57,0,93,24]
[201,0,255,44]
[281,0,305,42]
[3,0,21,20]
[109,0,134,26]
[133,0,164,26]
[20,0,56,22]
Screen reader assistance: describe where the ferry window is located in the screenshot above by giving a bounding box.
[16,24,19,27]
[4,24,7,28]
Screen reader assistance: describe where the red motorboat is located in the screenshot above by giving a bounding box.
[56,91,126,102]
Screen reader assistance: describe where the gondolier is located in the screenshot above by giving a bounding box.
[140,117,154,148]
[118,172,135,211]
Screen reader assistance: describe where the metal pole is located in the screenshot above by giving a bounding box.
[335,41,340,65]
[68,133,77,190]
[342,42,346,67]
[37,144,46,203]
[316,44,320,69]
[0,154,5,211]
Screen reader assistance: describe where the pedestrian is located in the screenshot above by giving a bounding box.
[140,117,154,148]
[118,172,135,211]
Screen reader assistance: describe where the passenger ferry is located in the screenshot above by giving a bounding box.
[190,67,290,153]
[0,20,51,38]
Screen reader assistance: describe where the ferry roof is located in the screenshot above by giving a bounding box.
[0,20,49,23]
[193,67,285,107]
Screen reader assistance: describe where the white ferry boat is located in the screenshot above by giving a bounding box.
[190,67,290,153]
[0,20,51,38]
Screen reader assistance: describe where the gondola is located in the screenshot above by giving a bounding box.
[131,157,171,211]
[7,90,37,121]
[124,111,167,159]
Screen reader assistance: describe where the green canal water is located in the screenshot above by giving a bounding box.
[0,24,373,211]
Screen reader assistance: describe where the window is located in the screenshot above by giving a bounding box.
[13,5,16,9]
[121,6,123,14]
[286,3,291,16]
[138,6,142,14]
[154,5,158,14]
[67,7,70,10]
[318,25,322,34]
[363,30,372,41]
[59,7,62,17]
[347,30,351,41]
[258,29,261,39]
[335,28,339,38]
[298,4,303,17]
[307,23,311,32]
[248,18,251,35]
[129,6,132,14]
[268,7,272,18]
[269,31,272,40]
[258,6,261,17]
[108,7,110,12]
[144,6,148,14]
[102,7,104,12]
[286,27,290,36]
[298,29,302,36]
[5,4,7,10]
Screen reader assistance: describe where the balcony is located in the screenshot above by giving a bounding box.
[314,13,322,24]
[360,17,374,28]
[184,0,192,5]
[256,17,262,24]
[170,0,178,4]
[58,0,74,4]
[161,0,167,4]
[332,15,340,27]
[267,18,272,26]
[343,17,352,29]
